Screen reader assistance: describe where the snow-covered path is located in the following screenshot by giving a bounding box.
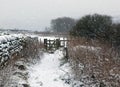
[28,50,70,87]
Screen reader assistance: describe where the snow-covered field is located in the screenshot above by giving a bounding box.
[0,31,119,87]
[0,33,102,87]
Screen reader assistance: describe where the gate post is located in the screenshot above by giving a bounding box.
[56,39,60,49]
[64,47,68,58]
[44,39,47,50]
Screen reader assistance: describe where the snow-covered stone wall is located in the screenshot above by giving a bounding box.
[0,34,26,67]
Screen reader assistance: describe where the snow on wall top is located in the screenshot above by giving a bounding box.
[0,34,25,44]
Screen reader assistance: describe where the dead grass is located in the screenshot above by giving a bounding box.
[68,37,120,87]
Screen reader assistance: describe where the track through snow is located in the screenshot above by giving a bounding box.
[28,49,70,87]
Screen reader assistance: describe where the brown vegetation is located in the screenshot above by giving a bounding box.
[68,37,120,87]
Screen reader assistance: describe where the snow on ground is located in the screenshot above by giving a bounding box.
[28,49,70,87]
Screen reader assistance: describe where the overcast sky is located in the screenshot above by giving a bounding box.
[0,0,120,31]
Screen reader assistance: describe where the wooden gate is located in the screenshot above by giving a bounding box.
[44,39,67,50]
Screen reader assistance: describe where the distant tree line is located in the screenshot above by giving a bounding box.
[51,17,76,32]
[50,14,120,47]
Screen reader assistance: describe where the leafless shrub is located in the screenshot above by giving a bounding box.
[18,37,43,63]
[68,37,120,87]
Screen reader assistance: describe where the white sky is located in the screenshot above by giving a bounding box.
[0,0,120,31]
